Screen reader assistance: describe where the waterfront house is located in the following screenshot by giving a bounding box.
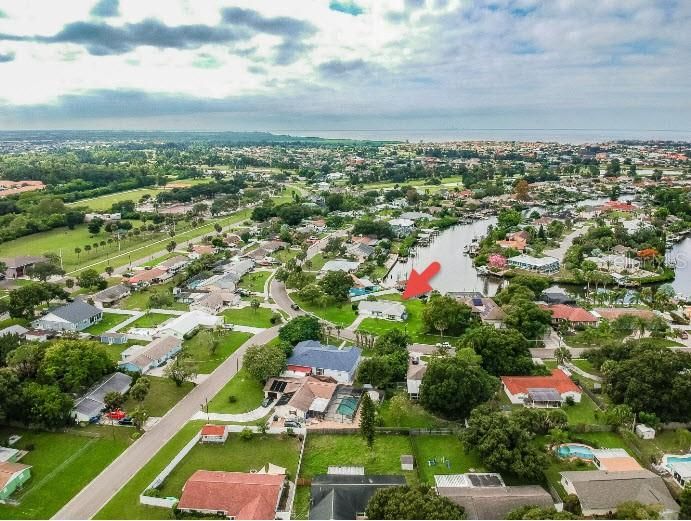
[507,254,560,273]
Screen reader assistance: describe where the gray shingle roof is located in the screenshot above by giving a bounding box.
[438,484,554,520]
[92,284,130,302]
[560,470,679,514]
[310,475,406,520]
[289,342,361,373]
[49,299,101,323]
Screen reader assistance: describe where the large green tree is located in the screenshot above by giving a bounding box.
[460,325,534,376]
[419,356,498,419]
[278,316,322,346]
[422,293,474,337]
[365,486,465,520]
[39,340,114,393]
[463,406,549,480]
[360,393,375,448]
[243,343,287,382]
[318,271,353,302]
[503,299,552,340]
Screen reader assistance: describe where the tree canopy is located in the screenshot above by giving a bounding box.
[278,315,322,346]
[365,486,465,520]
[243,343,287,382]
[422,293,474,337]
[460,325,534,376]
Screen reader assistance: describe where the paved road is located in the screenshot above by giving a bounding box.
[544,225,589,262]
[52,325,280,520]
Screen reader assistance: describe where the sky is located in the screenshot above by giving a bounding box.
[0,0,689,136]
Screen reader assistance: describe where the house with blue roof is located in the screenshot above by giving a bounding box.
[286,341,362,383]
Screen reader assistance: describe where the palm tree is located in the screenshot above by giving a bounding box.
[335,325,343,338]
[74,247,81,262]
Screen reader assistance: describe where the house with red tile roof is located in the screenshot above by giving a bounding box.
[126,268,171,287]
[599,200,639,213]
[540,304,598,328]
[177,470,285,519]
[200,424,228,444]
[501,369,581,407]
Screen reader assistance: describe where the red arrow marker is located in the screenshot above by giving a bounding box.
[402,261,441,300]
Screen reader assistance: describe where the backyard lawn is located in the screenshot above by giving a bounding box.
[122,376,194,417]
[377,395,449,429]
[222,306,276,328]
[208,368,265,414]
[84,312,130,335]
[305,253,327,271]
[562,394,603,426]
[291,295,357,328]
[300,434,416,482]
[102,340,147,363]
[238,271,271,293]
[125,312,171,330]
[184,330,251,374]
[67,188,164,211]
[156,434,301,498]
[0,426,131,520]
[292,485,311,520]
[274,248,300,264]
[412,436,485,485]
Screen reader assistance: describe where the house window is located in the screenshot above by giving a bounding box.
[316,368,324,376]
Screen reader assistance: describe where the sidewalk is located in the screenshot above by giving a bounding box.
[191,405,271,423]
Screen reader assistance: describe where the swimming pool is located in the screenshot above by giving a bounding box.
[336,396,359,417]
[557,444,595,460]
[665,454,691,465]
[349,287,379,297]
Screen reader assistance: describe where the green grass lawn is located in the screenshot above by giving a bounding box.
[571,358,600,375]
[291,295,357,328]
[157,434,301,498]
[569,431,626,448]
[274,248,300,264]
[562,394,603,426]
[305,253,327,271]
[377,396,449,429]
[543,455,596,499]
[102,340,147,363]
[84,312,130,335]
[0,426,131,520]
[184,330,251,374]
[300,435,416,483]
[222,306,276,328]
[237,271,271,293]
[207,368,265,414]
[125,312,171,330]
[140,252,177,268]
[122,376,194,417]
[119,281,188,311]
[96,422,205,519]
[292,485,311,520]
[412,436,485,485]
[67,188,164,211]
[357,294,453,344]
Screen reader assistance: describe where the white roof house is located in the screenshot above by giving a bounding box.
[320,259,360,273]
[155,310,222,339]
[508,254,560,273]
[358,300,407,321]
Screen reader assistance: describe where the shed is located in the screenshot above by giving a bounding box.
[635,424,656,440]
[400,455,415,471]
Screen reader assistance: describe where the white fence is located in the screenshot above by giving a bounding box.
[139,432,201,508]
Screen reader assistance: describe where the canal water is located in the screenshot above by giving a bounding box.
[383,194,670,298]
[386,217,501,295]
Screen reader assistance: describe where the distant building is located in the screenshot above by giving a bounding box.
[33,299,102,332]
[508,254,560,273]
[0,256,47,279]
[92,284,131,308]
[388,218,415,237]
[540,304,598,328]
[320,259,360,274]
[99,332,128,345]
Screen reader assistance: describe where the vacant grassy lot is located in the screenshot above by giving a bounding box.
[412,435,485,485]
[125,312,171,330]
[184,330,251,374]
[67,188,164,211]
[208,368,265,414]
[300,434,416,482]
[157,434,301,497]
[222,306,275,328]
[0,426,131,520]
[237,270,271,293]
[291,295,357,327]
[122,376,194,417]
[377,396,449,429]
[84,312,130,335]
